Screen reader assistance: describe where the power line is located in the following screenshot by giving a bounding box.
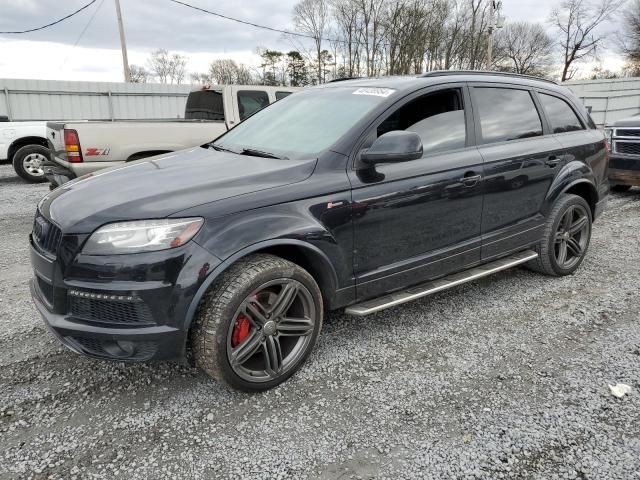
[168,0,319,41]
[0,0,99,34]
[60,0,105,70]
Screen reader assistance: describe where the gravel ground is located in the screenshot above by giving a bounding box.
[0,161,639,479]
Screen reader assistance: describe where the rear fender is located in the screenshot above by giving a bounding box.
[544,160,597,214]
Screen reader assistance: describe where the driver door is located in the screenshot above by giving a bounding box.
[347,85,485,300]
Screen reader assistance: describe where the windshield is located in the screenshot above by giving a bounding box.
[214,87,393,159]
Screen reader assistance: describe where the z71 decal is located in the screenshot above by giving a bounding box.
[85,147,110,156]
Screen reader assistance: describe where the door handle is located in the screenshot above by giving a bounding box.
[460,174,482,187]
[545,155,561,167]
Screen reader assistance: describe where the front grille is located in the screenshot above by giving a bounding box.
[37,277,54,305]
[616,129,640,137]
[67,336,158,361]
[32,210,62,257]
[614,141,640,156]
[68,294,155,326]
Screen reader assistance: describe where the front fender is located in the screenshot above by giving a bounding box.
[182,238,340,335]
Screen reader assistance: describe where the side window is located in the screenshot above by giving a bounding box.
[474,87,543,143]
[539,93,584,133]
[377,89,467,155]
[275,91,292,101]
[238,90,270,121]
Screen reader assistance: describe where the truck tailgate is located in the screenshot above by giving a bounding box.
[46,122,68,163]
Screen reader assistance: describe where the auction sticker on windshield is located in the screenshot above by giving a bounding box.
[352,87,395,97]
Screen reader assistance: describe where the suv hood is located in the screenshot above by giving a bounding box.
[41,147,317,233]
[608,115,640,128]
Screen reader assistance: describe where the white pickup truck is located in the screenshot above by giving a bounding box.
[46,85,298,186]
[0,117,52,183]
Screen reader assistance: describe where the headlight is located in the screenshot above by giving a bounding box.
[82,218,204,255]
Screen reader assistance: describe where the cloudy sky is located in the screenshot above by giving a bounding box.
[0,0,625,82]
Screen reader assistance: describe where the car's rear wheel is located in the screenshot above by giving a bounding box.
[611,184,632,193]
[528,194,592,276]
[191,254,323,391]
[12,144,50,183]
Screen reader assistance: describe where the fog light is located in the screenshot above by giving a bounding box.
[103,340,137,358]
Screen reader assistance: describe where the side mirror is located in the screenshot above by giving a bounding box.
[360,131,423,165]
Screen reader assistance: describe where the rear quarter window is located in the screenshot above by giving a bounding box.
[539,93,585,133]
[185,90,224,121]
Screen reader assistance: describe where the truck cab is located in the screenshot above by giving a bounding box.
[45,85,298,187]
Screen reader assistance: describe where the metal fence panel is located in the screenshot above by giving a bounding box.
[0,78,194,121]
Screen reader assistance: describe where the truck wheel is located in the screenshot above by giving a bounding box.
[611,184,632,193]
[527,194,592,276]
[12,145,50,183]
[191,254,323,391]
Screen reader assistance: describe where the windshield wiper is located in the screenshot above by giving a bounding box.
[239,148,287,160]
[209,143,238,154]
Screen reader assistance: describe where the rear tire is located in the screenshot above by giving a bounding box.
[191,254,323,391]
[12,144,50,183]
[611,184,632,193]
[527,194,592,276]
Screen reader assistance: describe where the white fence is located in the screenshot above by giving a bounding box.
[0,78,194,121]
[564,77,640,126]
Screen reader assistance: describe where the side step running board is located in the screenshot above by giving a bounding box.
[345,249,538,316]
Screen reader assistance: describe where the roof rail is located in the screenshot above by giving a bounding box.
[420,70,557,85]
[327,76,364,83]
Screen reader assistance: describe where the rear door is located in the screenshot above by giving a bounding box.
[469,84,565,260]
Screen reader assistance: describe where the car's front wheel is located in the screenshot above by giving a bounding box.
[528,194,592,276]
[191,254,323,391]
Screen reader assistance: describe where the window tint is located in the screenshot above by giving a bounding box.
[185,90,224,121]
[377,89,466,155]
[539,93,584,133]
[475,88,542,143]
[238,90,270,121]
[275,91,292,101]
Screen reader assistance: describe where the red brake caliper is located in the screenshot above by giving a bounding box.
[231,313,251,347]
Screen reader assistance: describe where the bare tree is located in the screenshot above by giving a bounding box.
[147,49,173,83]
[620,0,640,61]
[495,21,554,75]
[203,59,255,85]
[551,0,624,81]
[129,64,149,83]
[293,0,329,83]
[170,53,187,84]
[147,49,189,84]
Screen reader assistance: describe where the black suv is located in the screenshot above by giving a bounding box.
[30,72,609,391]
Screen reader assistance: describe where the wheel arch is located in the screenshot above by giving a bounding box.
[8,136,48,161]
[126,150,172,162]
[183,239,339,336]
[546,160,598,218]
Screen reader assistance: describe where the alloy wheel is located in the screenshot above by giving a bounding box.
[22,153,47,177]
[226,279,316,383]
[554,204,590,270]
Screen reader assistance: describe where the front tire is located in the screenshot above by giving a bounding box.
[528,194,592,276]
[12,144,50,183]
[191,254,323,391]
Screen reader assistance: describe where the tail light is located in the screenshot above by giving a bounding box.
[63,129,83,163]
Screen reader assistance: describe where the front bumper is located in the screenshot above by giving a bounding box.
[608,155,640,186]
[29,232,220,363]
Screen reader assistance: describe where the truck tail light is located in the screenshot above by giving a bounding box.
[64,129,83,163]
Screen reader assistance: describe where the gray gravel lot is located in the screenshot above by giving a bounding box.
[0,161,639,479]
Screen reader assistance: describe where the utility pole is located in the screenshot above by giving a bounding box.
[487,1,503,69]
[487,1,496,68]
[114,0,131,82]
